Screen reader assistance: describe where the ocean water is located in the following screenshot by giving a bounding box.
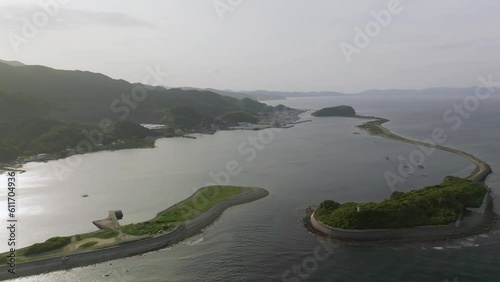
[2,94,499,281]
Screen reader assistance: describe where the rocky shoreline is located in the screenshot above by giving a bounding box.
[304,191,496,243]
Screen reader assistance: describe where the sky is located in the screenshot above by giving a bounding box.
[1,0,500,93]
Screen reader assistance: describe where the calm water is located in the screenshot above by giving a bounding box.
[1,94,499,281]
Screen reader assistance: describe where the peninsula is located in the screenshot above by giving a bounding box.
[0,61,302,168]
[0,186,269,279]
[308,106,493,241]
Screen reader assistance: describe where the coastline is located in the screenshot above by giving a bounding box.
[0,109,305,175]
[0,163,24,176]
[306,193,494,243]
[307,116,495,242]
[355,116,492,182]
[0,187,269,280]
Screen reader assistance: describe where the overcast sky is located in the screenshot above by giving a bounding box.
[1,0,500,92]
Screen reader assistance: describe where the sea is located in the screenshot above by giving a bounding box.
[1,93,499,281]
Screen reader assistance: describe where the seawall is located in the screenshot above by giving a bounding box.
[0,188,269,280]
[309,192,492,242]
[307,116,495,242]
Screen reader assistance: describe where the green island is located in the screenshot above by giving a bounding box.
[0,186,269,265]
[310,105,492,233]
[315,177,486,229]
[311,105,356,117]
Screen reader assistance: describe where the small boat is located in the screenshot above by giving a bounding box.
[82,194,89,198]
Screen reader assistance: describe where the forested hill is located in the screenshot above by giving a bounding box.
[0,62,273,126]
[0,62,280,162]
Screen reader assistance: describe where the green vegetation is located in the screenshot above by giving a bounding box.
[75,230,118,241]
[312,105,356,117]
[315,177,487,230]
[219,111,259,125]
[275,104,293,111]
[0,62,276,125]
[356,118,390,136]
[238,98,273,114]
[0,61,289,162]
[23,237,72,256]
[0,119,159,161]
[0,186,267,265]
[78,241,98,249]
[122,186,245,235]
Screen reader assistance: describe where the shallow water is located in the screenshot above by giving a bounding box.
[2,94,499,281]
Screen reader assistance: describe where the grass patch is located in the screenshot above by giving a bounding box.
[315,176,486,230]
[23,236,71,256]
[78,241,98,249]
[356,118,390,136]
[94,230,119,239]
[122,186,245,235]
[75,230,118,241]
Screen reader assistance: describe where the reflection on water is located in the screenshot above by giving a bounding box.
[5,95,500,281]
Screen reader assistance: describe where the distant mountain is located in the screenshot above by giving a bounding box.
[0,59,25,67]
[167,87,346,101]
[357,87,500,96]
[203,87,500,100]
[210,89,346,101]
[242,90,345,100]
[0,61,281,162]
[0,62,273,125]
[176,87,256,100]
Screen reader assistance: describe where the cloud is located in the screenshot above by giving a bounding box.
[58,9,154,28]
[0,5,154,29]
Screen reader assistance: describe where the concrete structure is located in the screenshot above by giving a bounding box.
[92,210,124,230]
[0,188,269,280]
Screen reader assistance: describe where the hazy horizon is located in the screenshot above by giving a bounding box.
[1,0,500,92]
